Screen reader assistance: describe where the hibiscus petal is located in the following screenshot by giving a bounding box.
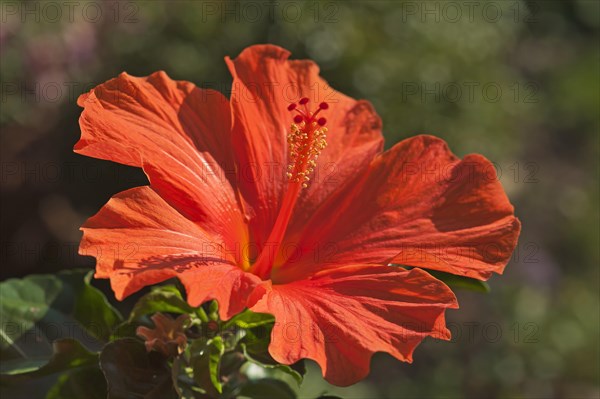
[75,71,247,252]
[279,135,520,281]
[80,186,260,320]
[248,266,457,386]
[225,45,383,248]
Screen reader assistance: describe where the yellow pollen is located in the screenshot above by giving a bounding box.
[286,122,328,188]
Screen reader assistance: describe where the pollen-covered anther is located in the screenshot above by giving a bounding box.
[286,101,330,188]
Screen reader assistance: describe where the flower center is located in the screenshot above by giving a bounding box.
[250,98,329,279]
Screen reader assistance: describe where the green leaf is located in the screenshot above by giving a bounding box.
[1,339,97,382]
[427,270,491,293]
[57,270,123,341]
[238,378,297,399]
[219,350,246,379]
[0,359,48,375]
[171,356,203,399]
[241,344,304,385]
[223,309,274,330]
[240,324,275,364]
[191,336,225,395]
[0,274,62,348]
[99,338,177,399]
[0,270,122,350]
[109,321,139,341]
[390,265,490,293]
[129,285,195,322]
[45,367,107,399]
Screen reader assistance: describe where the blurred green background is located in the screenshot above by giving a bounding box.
[1,0,598,398]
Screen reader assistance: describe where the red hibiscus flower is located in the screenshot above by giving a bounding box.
[76,45,520,386]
